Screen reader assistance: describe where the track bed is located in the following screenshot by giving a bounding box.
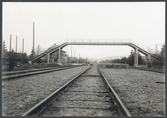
[40,65,120,116]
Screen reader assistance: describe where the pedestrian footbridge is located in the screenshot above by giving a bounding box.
[33,39,160,67]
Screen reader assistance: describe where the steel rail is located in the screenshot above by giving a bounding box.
[21,66,91,116]
[2,67,56,75]
[98,68,132,116]
[2,66,82,80]
[2,65,81,76]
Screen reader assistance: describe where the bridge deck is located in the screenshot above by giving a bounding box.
[33,40,160,61]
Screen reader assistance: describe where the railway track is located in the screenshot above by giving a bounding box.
[21,65,131,116]
[2,65,82,80]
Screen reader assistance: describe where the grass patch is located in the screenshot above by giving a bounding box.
[98,63,129,69]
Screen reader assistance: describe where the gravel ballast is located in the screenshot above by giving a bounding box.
[100,68,165,116]
[42,65,119,116]
[2,66,89,116]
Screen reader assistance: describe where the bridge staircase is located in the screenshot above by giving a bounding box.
[33,42,67,61]
[33,39,161,63]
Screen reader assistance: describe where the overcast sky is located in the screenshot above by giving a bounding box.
[2,2,165,59]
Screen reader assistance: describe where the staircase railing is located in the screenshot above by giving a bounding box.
[58,38,150,53]
[33,38,154,60]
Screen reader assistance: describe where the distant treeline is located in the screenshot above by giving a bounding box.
[3,51,28,64]
[100,44,165,68]
[100,50,145,66]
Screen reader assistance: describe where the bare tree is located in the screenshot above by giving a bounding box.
[147,47,155,53]
[2,41,7,52]
[2,41,7,64]
[160,44,165,65]
[36,45,42,55]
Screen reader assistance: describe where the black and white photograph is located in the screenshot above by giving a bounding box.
[2,1,165,116]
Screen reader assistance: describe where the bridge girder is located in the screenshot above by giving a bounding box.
[33,41,158,67]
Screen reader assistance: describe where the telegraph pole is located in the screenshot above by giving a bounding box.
[32,22,35,65]
[9,34,12,70]
[16,36,17,52]
[10,34,12,52]
[22,38,24,54]
[22,38,24,63]
[74,51,75,63]
[71,46,72,63]
[79,53,80,63]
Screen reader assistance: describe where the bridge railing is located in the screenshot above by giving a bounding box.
[56,38,151,53]
[130,40,151,53]
[58,38,132,43]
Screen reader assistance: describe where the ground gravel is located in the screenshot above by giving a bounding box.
[100,68,165,116]
[2,66,89,116]
[42,65,119,116]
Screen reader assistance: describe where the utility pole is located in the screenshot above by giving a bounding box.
[16,36,17,52]
[10,34,12,52]
[71,46,72,63]
[155,44,162,53]
[32,22,35,65]
[9,34,12,67]
[22,38,24,63]
[22,38,24,54]
[74,51,75,63]
[79,53,80,63]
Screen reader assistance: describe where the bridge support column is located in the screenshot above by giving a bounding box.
[145,56,148,67]
[134,48,138,67]
[58,47,62,65]
[47,53,50,64]
[146,55,151,67]
[52,58,54,63]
